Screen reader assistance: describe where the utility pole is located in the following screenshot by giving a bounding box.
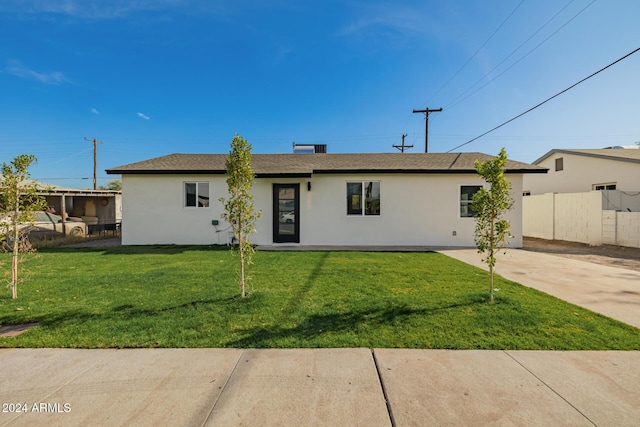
[412,107,442,153]
[84,137,103,190]
[393,133,413,153]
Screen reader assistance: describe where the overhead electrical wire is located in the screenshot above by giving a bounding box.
[426,0,526,104]
[445,46,640,153]
[399,0,526,145]
[445,0,596,110]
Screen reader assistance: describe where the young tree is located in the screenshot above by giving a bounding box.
[471,148,514,303]
[98,179,122,191]
[0,154,48,299]
[219,134,261,298]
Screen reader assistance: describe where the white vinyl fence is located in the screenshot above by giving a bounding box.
[523,190,640,248]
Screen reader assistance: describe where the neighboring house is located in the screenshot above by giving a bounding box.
[522,147,640,248]
[106,153,546,247]
[523,147,640,195]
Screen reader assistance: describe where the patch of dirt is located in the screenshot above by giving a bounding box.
[0,323,38,337]
[62,237,122,248]
[523,237,640,272]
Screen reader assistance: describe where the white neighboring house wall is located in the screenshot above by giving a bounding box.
[524,151,640,194]
[121,173,525,248]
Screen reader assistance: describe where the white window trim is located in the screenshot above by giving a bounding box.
[592,182,616,191]
[184,181,211,208]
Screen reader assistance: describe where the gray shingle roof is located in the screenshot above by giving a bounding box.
[106,152,546,177]
[534,148,640,165]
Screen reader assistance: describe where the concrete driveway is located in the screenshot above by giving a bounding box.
[438,248,640,329]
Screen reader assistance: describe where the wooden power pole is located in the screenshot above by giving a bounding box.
[412,107,442,153]
[84,137,103,190]
[393,133,413,153]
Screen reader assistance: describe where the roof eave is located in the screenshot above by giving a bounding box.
[256,173,313,178]
[533,149,640,165]
[108,168,546,175]
[106,169,227,175]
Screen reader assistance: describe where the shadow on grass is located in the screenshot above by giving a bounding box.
[0,295,241,329]
[280,252,329,319]
[37,244,230,256]
[228,300,480,348]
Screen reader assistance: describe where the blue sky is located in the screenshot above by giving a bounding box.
[1,0,639,189]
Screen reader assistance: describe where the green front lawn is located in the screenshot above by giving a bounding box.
[1,246,638,349]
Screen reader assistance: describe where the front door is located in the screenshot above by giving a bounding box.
[273,184,300,243]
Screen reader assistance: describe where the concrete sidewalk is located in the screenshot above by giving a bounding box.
[1,348,638,426]
[438,248,640,330]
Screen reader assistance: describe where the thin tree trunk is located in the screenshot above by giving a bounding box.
[489,215,495,303]
[239,250,245,298]
[238,217,245,298]
[11,219,18,300]
[489,263,494,303]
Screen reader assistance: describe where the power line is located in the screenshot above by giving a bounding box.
[400,0,525,150]
[445,0,595,110]
[446,46,640,153]
[426,0,526,104]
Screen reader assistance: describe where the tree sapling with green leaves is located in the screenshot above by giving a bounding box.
[0,154,48,299]
[219,134,261,298]
[98,179,122,191]
[471,148,515,303]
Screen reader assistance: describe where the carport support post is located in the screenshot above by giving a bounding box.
[61,194,67,234]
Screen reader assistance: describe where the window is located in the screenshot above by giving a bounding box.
[523,191,531,196]
[185,182,210,207]
[593,183,616,191]
[347,181,380,216]
[460,186,482,217]
[555,157,564,171]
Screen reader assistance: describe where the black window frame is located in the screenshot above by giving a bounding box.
[347,181,381,216]
[594,183,616,191]
[460,185,482,218]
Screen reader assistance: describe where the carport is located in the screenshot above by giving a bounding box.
[35,184,122,236]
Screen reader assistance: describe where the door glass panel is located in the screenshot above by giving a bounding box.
[278,187,295,236]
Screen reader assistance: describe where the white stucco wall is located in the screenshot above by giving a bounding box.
[121,174,229,245]
[524,152,640,195]
[121,173,524,247]
[522,193,554,239]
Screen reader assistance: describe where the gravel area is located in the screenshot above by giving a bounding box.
[523,237,640,272]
